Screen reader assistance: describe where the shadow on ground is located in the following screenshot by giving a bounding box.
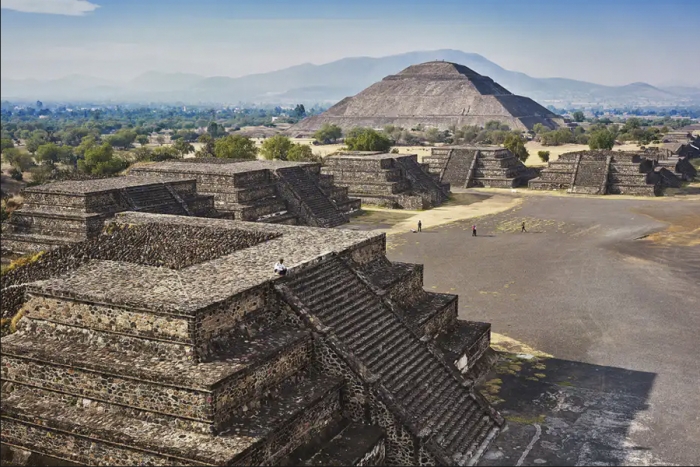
[477,352,662,466]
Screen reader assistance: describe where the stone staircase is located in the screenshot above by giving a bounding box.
[441,148,475,188]
[393,156,450,206]
[2,178,214,255]
[427,146,534,189]
[529,151,683,196]
[469,149,534,188]
[275,167,349,228]
[277,256,503,466]
[322,153,449,210]
[122,184,188,215]
[569,157,609,195]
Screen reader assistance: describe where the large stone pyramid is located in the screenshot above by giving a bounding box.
[290,61,565,133]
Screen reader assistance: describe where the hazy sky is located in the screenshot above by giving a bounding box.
[1,0,698,86]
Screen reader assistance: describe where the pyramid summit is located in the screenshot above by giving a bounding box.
[290,60,565,133]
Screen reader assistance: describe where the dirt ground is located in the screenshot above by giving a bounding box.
[349,191,700,466]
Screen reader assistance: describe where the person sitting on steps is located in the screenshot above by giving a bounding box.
[274,258,287,276]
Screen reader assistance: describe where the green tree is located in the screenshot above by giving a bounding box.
[214,135,257,160]
[151,146,180,161]
[173,139,194,157]
[532,123,548,135]
[292,104,306,118]
[3,148,36,172]
[196,134,215,157]
[136,135,149,146]
[1,138,14,151]
[345,128,392,152]
[588,128,617,150]
[207,122,226,138]
[25,138,41,155]
[132,146,152,162]
[260,135,294,160]
[504,134,529,163]
[75,136,98,158]
[313,123,342,144]
[287,144,315,162]
[572,111,585,122]
[537,150,550,162]
[35,143,74,166]
[78,143,128,175]
[105,129,137,149]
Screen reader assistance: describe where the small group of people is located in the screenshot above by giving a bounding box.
[412,221,526,237]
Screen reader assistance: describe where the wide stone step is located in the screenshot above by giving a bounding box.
[302,422,385,466]
[0,233,75,254]
[0,375,344,466]
[1,326,312,434]
[20,293,194,346]
[436,320,491,374]
[403,292,457,337]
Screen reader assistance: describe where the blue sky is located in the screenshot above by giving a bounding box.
[1,0,698,86]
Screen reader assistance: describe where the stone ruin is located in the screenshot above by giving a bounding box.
[321,152,450,209]
[131,159,360,227]
[424,146,536,189]
[528,149,695,196]
[1,176,215,254]
[289,61,565,134]
[1,212,503,466]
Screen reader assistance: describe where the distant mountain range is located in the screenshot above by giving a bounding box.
[2,49,699,107]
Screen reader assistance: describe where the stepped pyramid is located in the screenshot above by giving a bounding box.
[290,61,565,133]
[528,150,688,196]
[1,176,215,255]
[321,152,451,209]
[1,212,503,466]
[132,159,361,228]
[424,146,536,188]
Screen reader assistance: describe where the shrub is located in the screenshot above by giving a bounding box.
[345,128,392,152]
[9,168,23,181]
[537,151,550,162]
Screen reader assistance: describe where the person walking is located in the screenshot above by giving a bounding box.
[472,224,477,237]
[521,221,527,233]
[417,220,422,232]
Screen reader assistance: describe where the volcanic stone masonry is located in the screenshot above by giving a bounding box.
[424,146,536,189]
[321,152,450,209]
[289,60,565,134]
[528,149,695,196]
[1,212,503,466]
[1,175,215,255]
[131,159,361,227]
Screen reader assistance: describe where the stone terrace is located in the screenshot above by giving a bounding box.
[425,146,535,189]
[131,159,360,228]
[1,212,503,466]
[1,175,214,254]
[528,150,688,196]
[322,152,450,209]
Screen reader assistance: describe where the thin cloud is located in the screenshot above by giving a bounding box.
[1,0,99,16]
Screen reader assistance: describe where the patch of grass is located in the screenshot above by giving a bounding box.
[505,414,546,425]
[556,381,575,387]
[0,251,44,276]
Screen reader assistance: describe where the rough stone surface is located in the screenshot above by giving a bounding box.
[426,146,535,189]
[289,61,565,133]
[323,153,450,209]
[529,149,685,196]
[131,160,360,226]
[1,212,500,466]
